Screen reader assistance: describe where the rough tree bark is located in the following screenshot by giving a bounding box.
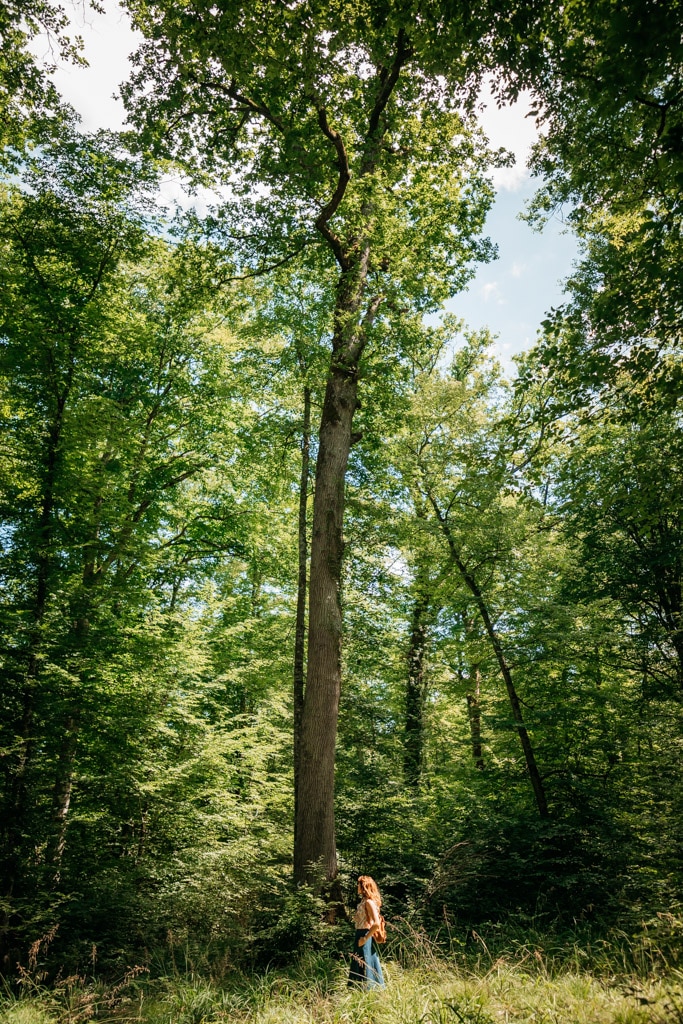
[294,33,411,885]
[294,285,370,883]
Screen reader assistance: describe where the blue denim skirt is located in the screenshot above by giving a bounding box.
[348,928,385,988]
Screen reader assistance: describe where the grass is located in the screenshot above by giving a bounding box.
[2,931,682,1024]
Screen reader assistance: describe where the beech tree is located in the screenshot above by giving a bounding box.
[395,336,550,817]
[542,408,683,691]
[0,129,251,950]
[122,0,499,884]
[505,0,683,413]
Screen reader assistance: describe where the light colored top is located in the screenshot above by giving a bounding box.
[354,897,378,929]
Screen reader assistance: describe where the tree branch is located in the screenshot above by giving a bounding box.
[219,78,287,136]
[313,105,351,268]
[216,243,306,283]
[361,29,413,176]
[362,293,384,328]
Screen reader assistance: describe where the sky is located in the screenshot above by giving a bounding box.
[34,0,579,370]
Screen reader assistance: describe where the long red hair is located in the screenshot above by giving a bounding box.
[358,875,382,907]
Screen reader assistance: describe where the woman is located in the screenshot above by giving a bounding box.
[348,874,385,989]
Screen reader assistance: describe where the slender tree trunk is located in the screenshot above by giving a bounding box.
[430,503,549,817]
[0,383,74,964]
[404,582,430,788]
[462,571,547,815]
[2,397,68,906]
[44,491,105,887]
[136,800,149,863]
[14,411,63,757]
[44,613,92,886]
[466,665,484,770]
[46,715,79,883]
[293,384,310,853]
[658,582,683,687]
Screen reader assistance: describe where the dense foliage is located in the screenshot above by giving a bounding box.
[0,0,681,985]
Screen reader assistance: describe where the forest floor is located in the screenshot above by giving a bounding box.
[1,952,681,1024]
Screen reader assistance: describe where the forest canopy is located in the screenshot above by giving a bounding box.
[0,0,682,996]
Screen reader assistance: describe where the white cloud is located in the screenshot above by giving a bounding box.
[480,281,505,304]
[489,163,532,192]
[510,261,526,278]
[476,76,538,193]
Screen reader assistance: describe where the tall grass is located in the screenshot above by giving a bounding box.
[2,925,682,1024]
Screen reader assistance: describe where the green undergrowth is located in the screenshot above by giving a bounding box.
[2,945,683,1024]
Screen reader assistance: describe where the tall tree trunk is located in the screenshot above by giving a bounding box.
[466,665,485,770]
[294,348,359,884]
[294,262,383,884]
[430,501,549,818]
[0,381,74,965]
[14,410,64,763]
[293,384,310,853]
[404,581,430,788]
[294,32,410,886]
